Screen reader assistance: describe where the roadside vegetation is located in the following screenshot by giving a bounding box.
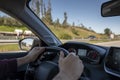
[0,44,19,52]
[0,25,27,32]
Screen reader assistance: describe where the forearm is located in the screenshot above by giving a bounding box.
[17,56,31,67]
[0,59,17,79]
[53,72,69,80]
[17,47,45,67]
[53,72,76,80]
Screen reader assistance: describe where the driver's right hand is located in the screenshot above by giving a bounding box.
[58,51,84,80]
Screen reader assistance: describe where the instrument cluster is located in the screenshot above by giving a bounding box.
[68,48,101,64]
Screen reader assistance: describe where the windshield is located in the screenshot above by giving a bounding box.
[29,0,120,47]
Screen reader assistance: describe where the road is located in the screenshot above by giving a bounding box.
[95,41,120,47]
[0,40,120,47]
[0,40,18,43]
[61,40,120,47]
[0,40,18,45]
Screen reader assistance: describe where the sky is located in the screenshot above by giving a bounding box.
[0,0,120,34]
[49,0,120,34]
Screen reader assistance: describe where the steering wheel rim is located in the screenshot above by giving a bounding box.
[25,47,69,80]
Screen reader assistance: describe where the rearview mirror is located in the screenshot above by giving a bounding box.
[101,0,120,17]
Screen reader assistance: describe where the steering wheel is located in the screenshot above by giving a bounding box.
[25,47,88,80]
[25,47,69,80]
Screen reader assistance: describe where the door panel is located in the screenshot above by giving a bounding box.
[0,51,28,79]
[0,52,28,60]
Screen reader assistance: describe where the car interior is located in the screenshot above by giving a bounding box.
[0,0,120,80]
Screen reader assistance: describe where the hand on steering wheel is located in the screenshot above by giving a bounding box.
[17,47,45,67]
[53,51,84,80]
[26,47,45,62]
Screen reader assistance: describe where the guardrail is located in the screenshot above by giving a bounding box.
[61,39,89,43]
[0,40,19,43]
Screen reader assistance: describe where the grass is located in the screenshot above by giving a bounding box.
[49,25,105,39]
[88,39,110,43]
[0,44,20,52]
[88,38,120,43]
[0,25,28,32]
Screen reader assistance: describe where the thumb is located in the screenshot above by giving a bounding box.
[39,47,45,53]
[59,51,64,62]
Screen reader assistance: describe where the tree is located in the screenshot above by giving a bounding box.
[45,0,53,25]
[31,0,44,18]
[54,18,61,27]
[80,23,85,28]
[0,17,4,25]
[72,22,75,27]
[36,0,40,17]
[104,28,111,36]
[40,0,44,17]
[43,3,46,16]
[62,12,68,27]
[89,27,92,30]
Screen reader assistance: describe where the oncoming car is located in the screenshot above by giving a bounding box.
[0,0,120,80]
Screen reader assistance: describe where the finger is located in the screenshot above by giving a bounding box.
[64,53,76,64]
[70,52,76,56]
[65,53,76,60]
[34,47,45,53]
[39,47,45,53]
[31,47,45,57]
[74,56,84,70]
[35,47,45,61]
[36,47,45,58]
[63,53,78,68]
[59,51,65,61]
[75,56,82,63]
[34,47,44,50]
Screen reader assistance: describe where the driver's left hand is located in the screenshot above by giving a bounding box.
[26,47,45,62]
[17,47,45,67]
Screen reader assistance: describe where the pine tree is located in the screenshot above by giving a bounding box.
[54,18,61,27]
[45,0,52,25]
[40,0,44,17]
[56,18,60,25]
[62,12,68,27]
[72,22,75,27]
[43,3,46,16]
[36,0,40,17]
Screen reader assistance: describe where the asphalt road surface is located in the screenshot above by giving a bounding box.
[95,41,120,47]
[62,40,120,47]
[1,40,120,47]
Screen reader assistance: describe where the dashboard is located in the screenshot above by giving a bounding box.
[61,42,106,64]
[60,42,120,80]
[78,49,100,64]
[40,41,120,80]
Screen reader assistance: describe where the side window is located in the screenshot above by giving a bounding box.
[0,11,35,53]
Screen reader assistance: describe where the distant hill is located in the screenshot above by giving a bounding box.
[49,25,107,39]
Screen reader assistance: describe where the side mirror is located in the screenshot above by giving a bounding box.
[101,0,120,17]
[19,37,40,51]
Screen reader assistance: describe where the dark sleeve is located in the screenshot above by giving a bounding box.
[0,59,17,78]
